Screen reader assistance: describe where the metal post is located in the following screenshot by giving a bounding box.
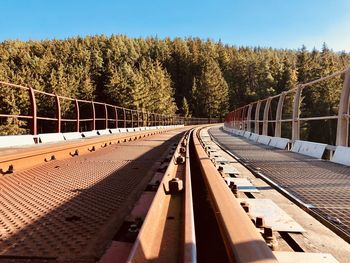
[29,87,37,135]
[137,110,139,127]
[336,68,350,146]
[262,98,272,136]
[75,99,80,132]
[131,110,134,128]
[104,104,108,129]
[55,94,61,133]
[114,107,118,128]
[91,101,96,130]
[123,108,126,128]
[254,101,261,134]
[246,104,253,131]
[274,92,286,137]
[292,85,302,141]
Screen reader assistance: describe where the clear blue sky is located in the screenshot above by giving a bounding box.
[1,0,350,51]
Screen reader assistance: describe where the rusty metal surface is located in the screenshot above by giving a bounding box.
[0,129,187,262]
[194,127,278,263]
[127,130,196,263]
[209,126,350,241]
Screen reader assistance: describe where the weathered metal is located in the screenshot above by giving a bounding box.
[336,68,350,146]
[127,130,196,263]
[225,67,350,146]
[193,127,278,263]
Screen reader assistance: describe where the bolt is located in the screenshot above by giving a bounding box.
[218,166,224,172]
[128,224,139,233]
[230,183,239,197]
[256,217,265,228]
[240,201,250,213]
[263,227,278,250]
[168,178,183,194]
[176,155,185,164]
[179,147,186,153]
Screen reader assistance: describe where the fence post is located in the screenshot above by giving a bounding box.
[28,87,37,135]
[292,85,302,141]
[55,94,61,133]
[131,110,134,128]
[137,110,139,127]
[262,97,272,136]
[336,68,350,146]
[91,101,96,130]
[104,104,108,129]
[75,99,80,132]
[254,101,261,134]
[114,107,118,128]
[123,108,126,128]
[247,104,253,132]
[274,92,286,137]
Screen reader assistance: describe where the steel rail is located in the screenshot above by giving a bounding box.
[192,127,278,263]
[0,127,181,174]
[127,130,196,263]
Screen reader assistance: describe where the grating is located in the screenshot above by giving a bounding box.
[209,127,350,240]
[0,131,185,262]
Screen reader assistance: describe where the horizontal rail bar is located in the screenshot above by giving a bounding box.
[0,114,32,119]
[298,116,338,121]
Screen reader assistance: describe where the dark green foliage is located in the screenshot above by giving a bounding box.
[0,35,349,137]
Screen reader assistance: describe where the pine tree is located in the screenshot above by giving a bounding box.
[195,58,229,118]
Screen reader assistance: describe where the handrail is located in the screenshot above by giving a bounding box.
[0,81,220,135]
[225,66,350,146]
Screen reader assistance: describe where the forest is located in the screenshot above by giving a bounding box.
[0,35,350,142]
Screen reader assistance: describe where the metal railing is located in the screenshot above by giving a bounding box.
[224,67,350,147]
[0,81,220,135]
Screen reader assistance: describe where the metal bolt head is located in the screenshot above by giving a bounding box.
[176,155,185,164]
[255,217,265,228]
[128,224,139,233]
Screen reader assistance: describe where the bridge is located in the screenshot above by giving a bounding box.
[0,68,350,263]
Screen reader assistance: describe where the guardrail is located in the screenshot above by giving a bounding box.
[224,67,350,147]
[0,81,220,135]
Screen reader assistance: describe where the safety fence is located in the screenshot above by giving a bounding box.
[0,81,219,135]
[224,67,350,147]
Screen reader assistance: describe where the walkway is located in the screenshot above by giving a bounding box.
[209,126,350,242]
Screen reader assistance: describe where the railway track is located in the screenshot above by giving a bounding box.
[0,125,348,262]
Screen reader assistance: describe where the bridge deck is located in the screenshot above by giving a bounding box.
[209,127,350,242]
[0,129,186,262]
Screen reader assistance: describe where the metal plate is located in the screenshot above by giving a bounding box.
[0,130,184,261]
[269,137,289,149]
[237,199,305,232]
[250,133,259,141]
[243,131,251,139]
[98,129,111,135]
[0,135,35,148]
[39,133,65,143]
[82,130,99,137]
[331,146,350,166]
[209,127,350,239]
[273,252,339,263]
[257,135,271,145]
[225,178,259,192]
[217,164,240,175]
[291,140,326,159]
[63,132,82,140]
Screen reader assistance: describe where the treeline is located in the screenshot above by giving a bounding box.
[0,35,349,138]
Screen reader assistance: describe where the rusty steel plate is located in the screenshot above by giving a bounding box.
[209,126,350,240]
[0,130,186,262]
[237,199,305,232]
